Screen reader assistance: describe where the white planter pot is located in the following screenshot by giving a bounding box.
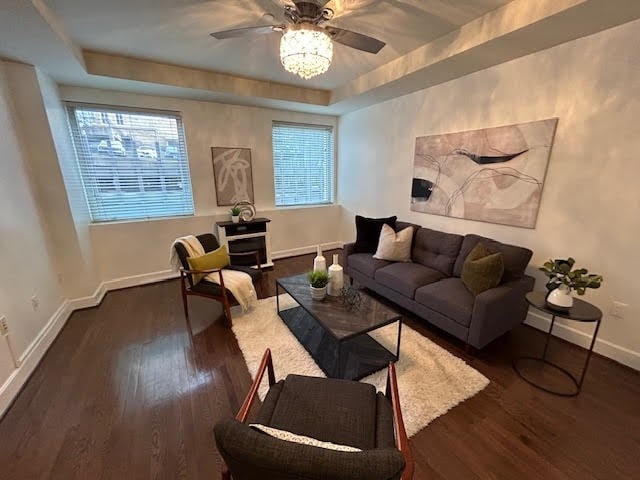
[546,285,573,311]
[310,285,327,301]
[231,215,240,223]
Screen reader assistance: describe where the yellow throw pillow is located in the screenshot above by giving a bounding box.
[187,245,230,284]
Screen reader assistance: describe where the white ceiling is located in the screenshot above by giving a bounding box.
[46,0,512,89]
[2,0,639,114]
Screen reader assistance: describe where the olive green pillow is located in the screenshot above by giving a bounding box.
[187,245,230,284]
[461,243,505,295]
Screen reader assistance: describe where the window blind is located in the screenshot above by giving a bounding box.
[65,104,194,222]
[272,122,334,207]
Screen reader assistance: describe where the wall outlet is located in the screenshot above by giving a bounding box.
[0,316,8,335]
[31,295,39,311]
[610,301,629,318]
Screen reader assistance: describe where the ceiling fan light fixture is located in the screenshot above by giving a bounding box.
[280,24,333,80]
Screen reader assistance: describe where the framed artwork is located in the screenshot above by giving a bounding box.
[211,147,254,206]
[411,118,558,228]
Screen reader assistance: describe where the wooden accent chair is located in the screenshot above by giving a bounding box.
[173,233,262,330]
[214,349,414,480]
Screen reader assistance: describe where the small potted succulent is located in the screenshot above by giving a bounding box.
[230,206,242,223]
[307,270,330,301]
[539,258,603,311]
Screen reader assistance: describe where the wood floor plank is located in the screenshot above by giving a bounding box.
[0,250,638,479]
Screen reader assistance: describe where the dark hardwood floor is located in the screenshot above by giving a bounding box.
[1,250,638,479]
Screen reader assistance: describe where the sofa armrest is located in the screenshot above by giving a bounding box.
[343,242,356,273]
[468,275,535,349]
[214,418,406,480]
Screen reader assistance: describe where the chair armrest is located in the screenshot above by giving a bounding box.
[386,362,414,480]
[469,275,535,349]
[179,267,222,276]
[343,242,356,272]
[236,349,275,423]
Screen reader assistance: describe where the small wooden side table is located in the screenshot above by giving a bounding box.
[513,291,603,396]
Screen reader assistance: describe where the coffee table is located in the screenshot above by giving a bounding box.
[276,274,402,381]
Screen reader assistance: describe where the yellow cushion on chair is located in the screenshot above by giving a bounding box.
[187,245,230,284]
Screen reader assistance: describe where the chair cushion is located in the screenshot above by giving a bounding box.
[353,215,397,253]
[266,374,378,450]
[214,418,406,480]
[187,245,230,284]
[375,262,445,298]
[414,278,475,327]
[348,253,392,278]
[411,228,464,275]
[453,234,532,281]
[373,224,413,262]
[461,243,505,295]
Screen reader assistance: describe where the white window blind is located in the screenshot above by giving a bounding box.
[66,104,194,222]
[272,122,334,207]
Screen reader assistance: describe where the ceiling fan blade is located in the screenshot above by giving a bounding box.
[324,26,385,54]
[210,25,283,39]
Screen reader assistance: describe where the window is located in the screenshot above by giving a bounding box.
[66,104,194,222]
[272,122,334,207]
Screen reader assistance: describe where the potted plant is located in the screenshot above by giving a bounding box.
[230,206,242,223]
[539,258,603,311]
[307,270,329,301]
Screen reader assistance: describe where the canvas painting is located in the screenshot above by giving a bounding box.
[212,147,254,206]
[411,118,558,228]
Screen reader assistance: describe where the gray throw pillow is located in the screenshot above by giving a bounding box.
[461,243,504,295]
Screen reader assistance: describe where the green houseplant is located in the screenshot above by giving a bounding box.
[230,206,242,223]
[539,258,603,310]
[307,270,329,300]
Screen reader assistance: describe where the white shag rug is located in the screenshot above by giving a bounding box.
[231,295,489,437]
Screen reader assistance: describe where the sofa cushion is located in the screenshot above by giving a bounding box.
[348,253,392,278]
[453,234,533,281]
[414,278,475,327]
[267,374,378,450]
[375,263,445,298]
[461,243,505,295]
[354,215,397,253]
[411,228,464,275]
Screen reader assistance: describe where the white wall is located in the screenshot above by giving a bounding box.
[338,20,640,367]
[0,61,65,395]
[59,87,342,281]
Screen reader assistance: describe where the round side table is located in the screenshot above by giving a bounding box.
[513,291,603,396]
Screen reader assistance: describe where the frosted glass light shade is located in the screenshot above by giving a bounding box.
[280,25,333,79]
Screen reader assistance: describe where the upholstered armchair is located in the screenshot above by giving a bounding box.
[173,233,262,330]
[214,349,414,480]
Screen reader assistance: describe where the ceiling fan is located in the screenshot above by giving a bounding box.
[209,0,386,80]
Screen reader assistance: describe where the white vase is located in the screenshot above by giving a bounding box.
[327,254,343,296]
[231,215,240,223]
[313,245,327,273]
[310,285,327,301]
[546,285,573,310]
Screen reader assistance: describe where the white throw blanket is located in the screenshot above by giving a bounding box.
[170,235,257,311]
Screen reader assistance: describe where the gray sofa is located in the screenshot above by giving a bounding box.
[344,221,535,350]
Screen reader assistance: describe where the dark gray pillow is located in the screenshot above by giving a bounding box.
[461,243,504,295]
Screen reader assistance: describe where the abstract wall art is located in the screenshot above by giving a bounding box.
[411,118,558,228]
[211,147,254,206]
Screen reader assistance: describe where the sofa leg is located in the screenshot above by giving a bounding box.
[464,344,477,356]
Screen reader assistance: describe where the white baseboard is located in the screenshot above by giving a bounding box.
[272,241,344,260]
[0,301,72,417]
[0,268,179,419]
[524,311,640,371]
